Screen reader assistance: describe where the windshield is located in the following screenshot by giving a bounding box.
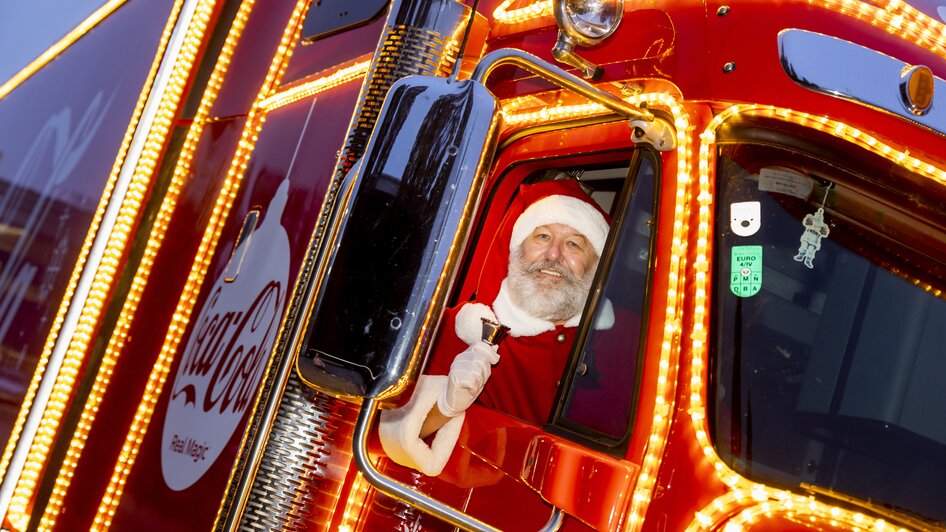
[710,135,946,525]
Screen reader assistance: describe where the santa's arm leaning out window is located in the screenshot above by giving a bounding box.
[379,303,499,476]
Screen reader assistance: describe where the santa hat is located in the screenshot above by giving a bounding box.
[509,181,610,258]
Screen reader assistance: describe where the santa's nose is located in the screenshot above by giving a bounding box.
[543,240,563,262]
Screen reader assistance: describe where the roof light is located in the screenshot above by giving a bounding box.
[552,0,624,79]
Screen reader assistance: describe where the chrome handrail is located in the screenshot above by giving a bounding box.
[353,399,501,532]
[354,399,568,531]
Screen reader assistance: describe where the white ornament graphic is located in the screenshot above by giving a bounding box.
[161,180,291,490]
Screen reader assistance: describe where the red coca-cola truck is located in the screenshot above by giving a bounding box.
[1,0,945,530]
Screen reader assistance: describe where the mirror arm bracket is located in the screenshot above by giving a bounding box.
[631,116,677,151]
[471,49,653,123]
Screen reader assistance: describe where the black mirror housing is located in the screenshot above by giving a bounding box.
[296,75,499,400]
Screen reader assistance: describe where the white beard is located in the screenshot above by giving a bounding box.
[506,247,596,323]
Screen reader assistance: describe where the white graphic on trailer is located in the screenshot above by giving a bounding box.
[161,180,291,491]
[794,208,830,269]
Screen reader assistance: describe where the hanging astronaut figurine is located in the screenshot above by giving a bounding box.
[794,207,830,268]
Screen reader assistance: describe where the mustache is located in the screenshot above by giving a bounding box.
[519,259,580,284]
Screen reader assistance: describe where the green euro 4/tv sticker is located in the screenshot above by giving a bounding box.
[731,245,762,297]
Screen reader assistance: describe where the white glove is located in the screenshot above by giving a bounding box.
[436,341,500,417]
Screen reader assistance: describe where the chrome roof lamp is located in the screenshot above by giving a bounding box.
[552,0,624,80]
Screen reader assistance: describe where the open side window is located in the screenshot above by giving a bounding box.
[549,148,658,454]
[428,147,657,445]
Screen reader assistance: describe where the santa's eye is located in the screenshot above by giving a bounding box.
[566,239,582,250]
[534,232,551,241]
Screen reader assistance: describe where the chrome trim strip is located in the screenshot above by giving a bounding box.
[779,28,946,136]
[0,0,202,519]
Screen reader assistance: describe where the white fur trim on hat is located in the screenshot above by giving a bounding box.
[379,375,464,477]
[510,195,609,256]
[455,303,498,346]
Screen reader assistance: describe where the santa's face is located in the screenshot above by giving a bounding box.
[507,224,599,322]
[520,223,597,281]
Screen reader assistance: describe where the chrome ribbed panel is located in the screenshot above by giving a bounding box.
[219,1,471,530]
[240,378,357,531]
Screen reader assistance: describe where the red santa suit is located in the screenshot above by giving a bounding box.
[379,179,612,476]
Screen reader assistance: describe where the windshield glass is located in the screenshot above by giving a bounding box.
[710,135,946,525]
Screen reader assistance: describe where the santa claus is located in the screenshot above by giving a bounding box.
[379,178,613,476]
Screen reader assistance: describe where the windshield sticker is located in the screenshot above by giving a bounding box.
[758,167,813,199]
[730,201,761,236]
[731,245,762,297]
[794,208,830,268]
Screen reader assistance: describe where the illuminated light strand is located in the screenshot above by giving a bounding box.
[36,1,255,530]
[0,0,128,100]
[883,0,946,53]
[92,0,311,527]
[622,94,692,531]
[0,0,189,528]
[258,60,370,111]
[492,0,553,25]
[686,104,945,531]
[502,101,612,126]
[6,0,215,523]
[338,472,372,531]
[816,0,946,59]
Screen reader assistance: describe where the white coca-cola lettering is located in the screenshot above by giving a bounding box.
[204,281,280,413]
[171,281,281,414]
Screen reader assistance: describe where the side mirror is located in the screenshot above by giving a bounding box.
[295,75,500,400]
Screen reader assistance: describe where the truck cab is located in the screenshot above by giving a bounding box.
[0,0,944,530]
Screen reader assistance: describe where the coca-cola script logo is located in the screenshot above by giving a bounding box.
[162,180,291,490]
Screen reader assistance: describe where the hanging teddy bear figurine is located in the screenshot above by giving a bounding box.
[793,207,830,268]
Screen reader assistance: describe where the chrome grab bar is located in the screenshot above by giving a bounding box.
[353,399,500,532]
[218,160,363,530]
[350,46,655,532]
[353,399,566,532]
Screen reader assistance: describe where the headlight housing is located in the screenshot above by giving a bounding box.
[554,0,624,46]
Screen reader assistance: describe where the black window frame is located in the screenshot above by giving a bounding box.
[545,147,661,455]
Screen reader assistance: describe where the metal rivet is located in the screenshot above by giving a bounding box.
[576,363,588,376]
[717,5,730,16]
[723,62,736,73]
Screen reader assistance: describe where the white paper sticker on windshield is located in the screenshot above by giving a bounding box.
[759,167,813,199]
[794,207,830,268]
[730,201,761,237]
